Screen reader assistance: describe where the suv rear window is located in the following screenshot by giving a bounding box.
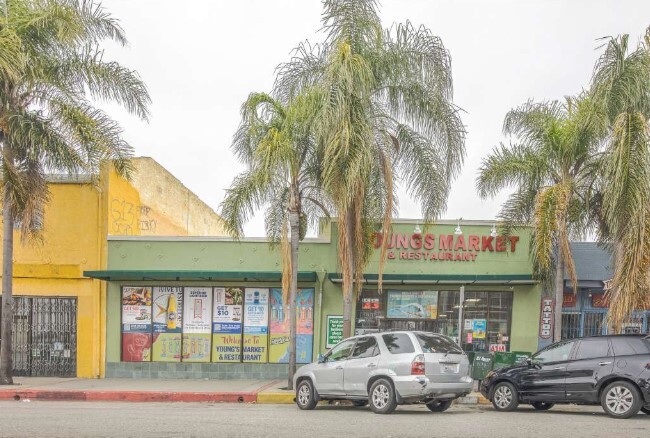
[415,333,462,354]
[612,337,650,356]
[382,333,415,354]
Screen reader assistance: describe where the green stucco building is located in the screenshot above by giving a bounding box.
[86,220,542,379]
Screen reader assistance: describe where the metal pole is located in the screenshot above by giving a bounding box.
[457,286,465,346]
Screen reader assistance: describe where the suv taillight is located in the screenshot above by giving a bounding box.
[411,354,425,375]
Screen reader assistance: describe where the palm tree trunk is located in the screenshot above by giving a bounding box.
[286,205,300,390]
[553,249,564,343]
[342,211,354,339]
[0,142,14,385]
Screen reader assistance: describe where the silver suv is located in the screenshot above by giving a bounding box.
[294,331,473,414]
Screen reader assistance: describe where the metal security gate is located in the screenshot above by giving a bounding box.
[1,297,77,377]
[562,311,606,340]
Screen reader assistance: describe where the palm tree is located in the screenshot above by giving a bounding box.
[587,30,650,331]
[275,0,465,338]
[0,0,150,385]
[220,90,330,389]
[476,97,599,342]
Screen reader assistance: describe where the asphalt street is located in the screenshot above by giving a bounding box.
[0,401,648,438]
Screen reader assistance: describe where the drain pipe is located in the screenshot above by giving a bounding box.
[457,285,465,346]
[315,269,327,358]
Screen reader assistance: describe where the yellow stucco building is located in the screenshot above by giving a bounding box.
[0,157,225,378]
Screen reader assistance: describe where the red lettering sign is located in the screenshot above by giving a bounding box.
[563,294,577,308]
[591,294,609,308]
[539,298,554,340]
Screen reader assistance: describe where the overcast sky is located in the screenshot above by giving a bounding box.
[99,0,650,237]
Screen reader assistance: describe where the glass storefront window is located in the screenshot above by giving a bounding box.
[355,289,513,353]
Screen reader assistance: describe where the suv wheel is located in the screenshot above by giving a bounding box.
[296,379,318,410]
[369,378,398,414]
[426,400,453,412]
[531,402,554,411]
[492,382,519,412]
[601,381,642,419]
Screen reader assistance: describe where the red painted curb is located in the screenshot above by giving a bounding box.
[0,389,257,403]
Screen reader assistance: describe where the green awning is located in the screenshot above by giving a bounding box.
[327,273,535,285]
[84,270,318,283]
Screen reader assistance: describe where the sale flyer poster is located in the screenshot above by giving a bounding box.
[122,332,152,362]
[243,288,269,362]
[121,287,152,333]
[212,287,244,362]
[269,288,314,363]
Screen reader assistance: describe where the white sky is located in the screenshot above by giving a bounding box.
[99,0,650,237]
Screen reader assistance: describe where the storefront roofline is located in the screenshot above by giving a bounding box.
[327,273,536,285]
[84,270,318,283]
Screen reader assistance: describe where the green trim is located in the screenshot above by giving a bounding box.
[327,273,535,284]
[84,270,318,282]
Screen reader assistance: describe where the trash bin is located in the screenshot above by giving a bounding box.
[512,351,532,365]
[492,352,516,370]
[470,352,494,380]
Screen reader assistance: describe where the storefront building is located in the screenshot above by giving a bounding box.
[558,242,650,343]
[87,220,543,379]
[0,158,225,378]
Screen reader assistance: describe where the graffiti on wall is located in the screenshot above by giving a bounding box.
[111,199,157,235]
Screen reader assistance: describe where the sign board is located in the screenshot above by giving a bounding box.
[592,294,609,308]
[326,315,344,348]
[472,319,487,339]
[386,290,438,319]
[562,293,577,308]
[539,297,554,339]
[489,344,506,352]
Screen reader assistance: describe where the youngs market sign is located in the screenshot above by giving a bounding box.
[371,232,520,263]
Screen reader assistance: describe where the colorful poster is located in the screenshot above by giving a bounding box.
[122,332,152,362]
[212,287,244,362]
[386,290,438,319]
[153,287,183,333]
[269,288,314,364]
[181,333,211,362]
[182,287,212,333]
[472,319,487,339]
[182,287,212,362]
[121,287,152,333]
[243,288,269,362]
[151,286,183,362]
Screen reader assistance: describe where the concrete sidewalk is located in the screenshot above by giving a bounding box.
[0,377,488,405]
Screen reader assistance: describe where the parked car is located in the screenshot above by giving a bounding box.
[480,334,650,418]
[293,331,473,414]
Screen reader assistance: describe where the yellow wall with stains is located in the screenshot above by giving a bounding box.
[0,158,225,378]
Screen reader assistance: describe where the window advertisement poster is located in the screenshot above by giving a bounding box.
[182,287,212,362]
[122,287,152,332]
[212,287,244,362]
[326,315,344,348]
[472,319,487,339]
[121,287,152,362]
[386,290,438,319]
[243,288,269,363]
[269,288,314,364]
[151,287,183,362]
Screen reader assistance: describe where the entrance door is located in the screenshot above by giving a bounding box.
[1,297,77,377]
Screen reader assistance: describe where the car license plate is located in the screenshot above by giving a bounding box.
[441,364,459,373]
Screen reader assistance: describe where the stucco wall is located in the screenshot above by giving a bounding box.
[107,157,225,237]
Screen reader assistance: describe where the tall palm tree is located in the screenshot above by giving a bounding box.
[477,97,599,342]
[588,31,650,330]
[275,0,465,338]
[220,90,330,389]
[0,0,150,385]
